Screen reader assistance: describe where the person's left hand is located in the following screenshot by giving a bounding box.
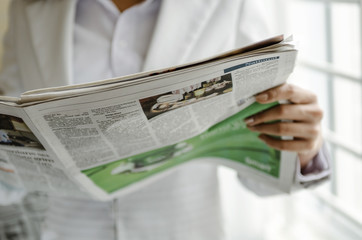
[244,83,323,169]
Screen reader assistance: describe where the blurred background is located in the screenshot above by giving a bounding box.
[0,0,361,239]
[0,0,9,70]
[220,0,362,239]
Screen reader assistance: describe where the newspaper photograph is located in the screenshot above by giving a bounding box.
[0,113,45,150]
[140,73,232,120]
[0,104,89,202]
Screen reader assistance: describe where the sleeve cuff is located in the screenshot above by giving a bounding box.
[295,143,331,187]
[236,144,332,196]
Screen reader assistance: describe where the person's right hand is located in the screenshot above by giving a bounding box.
[245,83,324,168]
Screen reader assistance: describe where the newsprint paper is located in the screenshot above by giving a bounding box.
[0,35,298,201]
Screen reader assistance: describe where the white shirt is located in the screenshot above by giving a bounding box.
[73,0,160,84]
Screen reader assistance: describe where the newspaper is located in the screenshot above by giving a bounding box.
[0,192,47,240]
[0,35,298,201]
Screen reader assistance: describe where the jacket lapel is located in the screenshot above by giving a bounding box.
[143,0,219,71]
[24,0,219,87]
[25,0,76,88]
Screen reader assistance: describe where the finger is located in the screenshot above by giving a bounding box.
[244,103,323,126]
[255,84,317,104]
[247,122,320,139]
[258,134,317,152]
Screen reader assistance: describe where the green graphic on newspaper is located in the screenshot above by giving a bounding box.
[82,102,280,193]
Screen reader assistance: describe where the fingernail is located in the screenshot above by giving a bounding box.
[256,93,268,102]
[244,117,254,125]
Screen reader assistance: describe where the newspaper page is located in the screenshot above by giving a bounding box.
[19,49,298,200]
[0,192,48,240]
[0,103,90,204]
[16,35,285,99]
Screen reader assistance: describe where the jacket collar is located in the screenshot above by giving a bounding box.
[143,0,219,71]
[24,0,218,88]
[25,0,77,88]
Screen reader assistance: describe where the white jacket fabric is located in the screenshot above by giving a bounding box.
[0,1,329,239]
[0,0,269,96]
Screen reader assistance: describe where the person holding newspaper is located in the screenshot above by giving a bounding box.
[0,0,330,239]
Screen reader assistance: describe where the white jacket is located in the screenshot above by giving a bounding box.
[0,0,269,95]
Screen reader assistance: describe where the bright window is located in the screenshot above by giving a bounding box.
[221,1,362,239]
[277,0,362,228]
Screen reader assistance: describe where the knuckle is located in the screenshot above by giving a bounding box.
[305,140,315,150]
[279,141,288,151]
[269,89,278,99]
[310,106,324,120]
[316,107,324,119]
[278,123,289,134]
[278,105,288,116]
[275,124,282,134]
[309,126,320,137]
[286,84,295,96]
[310,92,317,103]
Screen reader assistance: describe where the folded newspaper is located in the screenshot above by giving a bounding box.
[0,35,298,200]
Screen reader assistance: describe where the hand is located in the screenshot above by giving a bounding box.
[244,84,324,169]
